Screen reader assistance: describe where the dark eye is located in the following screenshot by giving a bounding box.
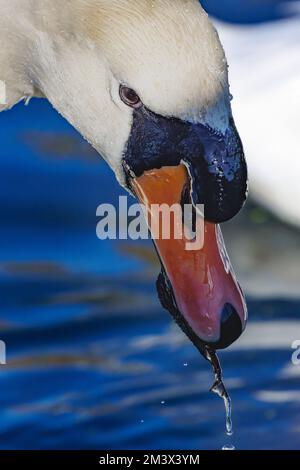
[119,86,142,108]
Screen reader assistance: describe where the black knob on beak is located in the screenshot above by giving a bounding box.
[124,105,248,224]
[183,119,248,224]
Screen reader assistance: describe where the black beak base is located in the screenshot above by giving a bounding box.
[156,267,208,358]
[124,106,248,224]
[157,268,243,354]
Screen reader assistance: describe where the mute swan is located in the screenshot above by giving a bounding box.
[0,0,248,354]
[216,11,300,227]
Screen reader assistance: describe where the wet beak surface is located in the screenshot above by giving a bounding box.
[131,165,247,349]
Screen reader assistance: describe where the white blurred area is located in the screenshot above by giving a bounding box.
[215,7,300,227]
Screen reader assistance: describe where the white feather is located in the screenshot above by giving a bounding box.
[0,0,231,184]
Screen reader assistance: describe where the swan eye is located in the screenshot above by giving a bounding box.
[119,86,142,108]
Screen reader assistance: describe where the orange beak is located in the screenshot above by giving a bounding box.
[130,165,247,351]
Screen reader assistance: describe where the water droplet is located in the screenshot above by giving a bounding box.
[205,348,234,438]
[183,363,188,367]
[222,445,235,451]
[140,419,144,423]
[161,401,165,405]
[224,395,233,436]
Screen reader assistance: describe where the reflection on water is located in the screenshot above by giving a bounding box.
[1,260,300,450]
[0,82,300,450]
[21,131,100,163]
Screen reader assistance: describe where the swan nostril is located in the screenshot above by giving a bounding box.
[206,303,243,350]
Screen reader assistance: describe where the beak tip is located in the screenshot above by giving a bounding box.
[204,303,244,350]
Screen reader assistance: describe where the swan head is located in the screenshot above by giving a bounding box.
[33,0,247,221]
[29,0,248,351]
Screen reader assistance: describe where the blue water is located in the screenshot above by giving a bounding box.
[0,2,300,450]
[202,0,299,24]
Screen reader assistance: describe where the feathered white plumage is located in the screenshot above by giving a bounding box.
[0,0,230,185]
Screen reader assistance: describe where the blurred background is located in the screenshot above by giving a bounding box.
[0,0,299,450]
